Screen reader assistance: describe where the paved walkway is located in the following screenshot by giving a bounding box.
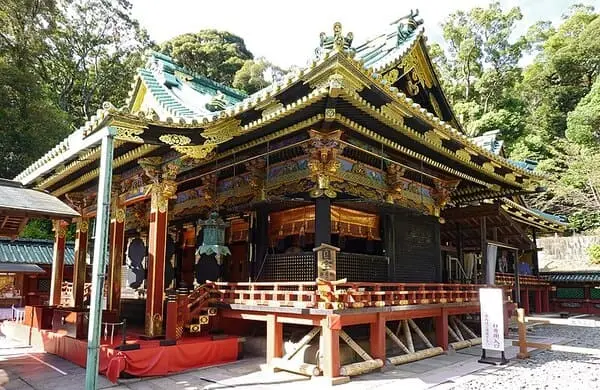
[0,331,557,390]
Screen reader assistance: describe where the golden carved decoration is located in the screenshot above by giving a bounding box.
[139,157,180,214]
[114,208,126,223]
[325,108,336,121]
[145,312,163,337]
[65,192,94,214]
[77,219,89,233]
[380,102,409,125]
[482,162,495,173]
[173,144,217,160]
[424,130,443,146]
[115,126,145,143]
[52,220,68,238]
[201,118,242,144]
[382,68,400,85]
[401,46,434,89]
[431,179,461,216]
[505,173,516,183]
[302,129,345,198]
[309,70,367,97]
[455,149,472,162]
[406,71,420,96]
[159,134,191,146]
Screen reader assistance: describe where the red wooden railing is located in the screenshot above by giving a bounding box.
[495,273,549,287]
[210,281,495,310]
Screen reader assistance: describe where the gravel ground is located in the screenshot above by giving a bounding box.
[450,324,600,390]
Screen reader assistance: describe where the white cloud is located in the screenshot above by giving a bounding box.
[131,0,599,69]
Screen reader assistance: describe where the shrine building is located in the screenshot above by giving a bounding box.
[2,11,567,385]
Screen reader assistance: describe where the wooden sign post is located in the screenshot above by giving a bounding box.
[314,243,340,281]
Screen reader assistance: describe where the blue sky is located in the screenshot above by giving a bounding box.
[131,0,600,68]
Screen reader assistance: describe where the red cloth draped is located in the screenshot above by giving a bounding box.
[36,329,239,383]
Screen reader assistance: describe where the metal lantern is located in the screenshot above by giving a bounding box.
[196,211,231,264]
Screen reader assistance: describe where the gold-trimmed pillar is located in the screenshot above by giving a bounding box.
[139,158,179,337]
[72,217,89,308]
[65,192,94,309]
[107,185,126,315]
[49,220,68,306]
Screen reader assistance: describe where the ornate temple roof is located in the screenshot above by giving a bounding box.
[15,12,552,210]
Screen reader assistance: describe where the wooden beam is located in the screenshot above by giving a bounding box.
[442,204,500,220]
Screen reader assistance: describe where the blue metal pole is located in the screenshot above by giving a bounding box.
[85,130,115,389]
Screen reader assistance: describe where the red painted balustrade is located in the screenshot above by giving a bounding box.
[208,281,500,310]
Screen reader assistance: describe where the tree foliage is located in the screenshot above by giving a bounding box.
[160,30,253,86]
[0,0,150,179]
[232,58,285,94]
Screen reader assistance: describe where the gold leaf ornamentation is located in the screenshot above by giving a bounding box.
[115,126,144,143]
[424,130,443,146]
[159,134,191,146]
[173,144,217,160]
[455,149,471,162]
[482,162,495,173]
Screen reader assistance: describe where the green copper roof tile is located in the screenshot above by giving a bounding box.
[0,238,75,265]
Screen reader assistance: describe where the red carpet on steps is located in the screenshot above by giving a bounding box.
[22,325,239,383]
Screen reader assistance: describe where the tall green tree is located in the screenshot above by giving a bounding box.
[0,0,70,178]
[46,0,151,123]
[160,30,253,86]
[431,2,526,142]
[232,58,285,94]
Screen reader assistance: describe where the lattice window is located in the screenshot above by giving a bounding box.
[259,253,315,282]
[37,278,50,292]
[337,253,388,282]
[590,287,600,300]
[556,287,584,299]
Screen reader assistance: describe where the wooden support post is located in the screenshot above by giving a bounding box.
[315,197,331,247]
[107,200,125,315]
[543,287,550,313]
[370,313,386,360]
[49,220,68,306]
[517,308,530,359]
[402,320,414,353]
[320,315,343,381]
[72,218,89,308]
[523,288,530,315]
[435,308,449,350]
[532,228,539,276]
[266,314,283,365]
[480,216,487,285]
[534,290,543,314]
[140,157,179,337]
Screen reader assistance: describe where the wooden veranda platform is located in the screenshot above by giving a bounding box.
[179,281,513,385]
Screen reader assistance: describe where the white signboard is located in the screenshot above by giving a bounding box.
[479,288,505,351]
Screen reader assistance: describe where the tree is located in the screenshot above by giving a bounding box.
[433,2,527,142]
[232,58,285,94]
[45,0,151,123]
[161,30,253,86]
[0,0,71,178]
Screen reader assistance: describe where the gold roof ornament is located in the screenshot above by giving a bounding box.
[316,22,355,58]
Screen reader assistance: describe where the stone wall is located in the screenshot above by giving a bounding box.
[537,235,600,272]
